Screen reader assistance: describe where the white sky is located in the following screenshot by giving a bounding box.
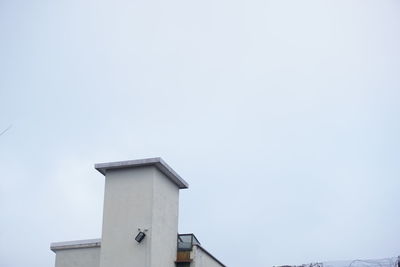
[0,0,399,266]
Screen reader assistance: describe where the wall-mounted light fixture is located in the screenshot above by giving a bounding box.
[135,229,146,243]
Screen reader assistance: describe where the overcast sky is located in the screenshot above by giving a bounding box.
[1,0,400,266]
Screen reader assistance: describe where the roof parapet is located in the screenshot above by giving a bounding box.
[50,239,101,252]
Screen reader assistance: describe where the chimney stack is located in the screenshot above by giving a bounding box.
[95,158,188,267]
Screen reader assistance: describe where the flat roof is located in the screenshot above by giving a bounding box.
[50,239,101,252]
[94,157,189,189]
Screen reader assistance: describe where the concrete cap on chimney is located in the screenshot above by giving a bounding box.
[95,157,189,189]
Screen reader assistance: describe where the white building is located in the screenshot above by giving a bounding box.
[50,158,225,267]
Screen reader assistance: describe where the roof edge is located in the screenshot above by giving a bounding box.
[50,238,101,252]
[94,157,189,189]
[194,244,226,267]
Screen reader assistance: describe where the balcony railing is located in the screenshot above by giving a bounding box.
[177,234,200,251]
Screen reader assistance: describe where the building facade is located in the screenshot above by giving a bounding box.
[51,158,225,267]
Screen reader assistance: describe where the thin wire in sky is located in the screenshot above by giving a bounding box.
[0,124,12,137]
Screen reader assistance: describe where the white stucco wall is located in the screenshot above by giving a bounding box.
[99,166,179,267]
[99,167,154,267]
[54,247,100,267]
[191,246,225,267]
[151,168,179,267]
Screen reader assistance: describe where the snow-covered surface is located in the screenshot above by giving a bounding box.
[323,257,398,267]
[278,257,399,267]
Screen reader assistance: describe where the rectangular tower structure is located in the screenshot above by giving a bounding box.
[95,158,188,267]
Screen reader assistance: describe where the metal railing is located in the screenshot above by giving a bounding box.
[177,234,201,251]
